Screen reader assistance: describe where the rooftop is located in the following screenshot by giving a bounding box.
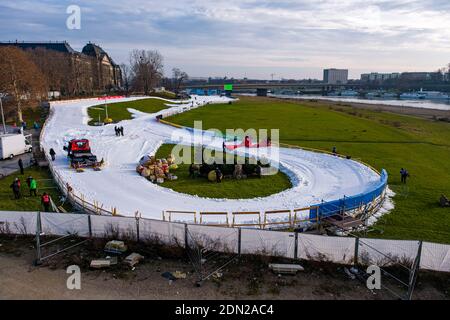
[0,41,76,54]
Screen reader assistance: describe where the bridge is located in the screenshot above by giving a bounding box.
[182,82,362,96]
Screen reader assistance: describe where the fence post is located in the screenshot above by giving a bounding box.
[294,232,299,260]
[238,228,242,258]
[87,214,92,238]
[184,223,189,250]
[136,214,140,242]
[35,212,42,266]
[406,241,423,300]
[354,237,360,265]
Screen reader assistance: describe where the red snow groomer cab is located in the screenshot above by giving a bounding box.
[64,139,100,169]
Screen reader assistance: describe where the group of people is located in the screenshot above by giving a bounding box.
[9,176,51,211]
[10,176,37,198]
[114,126,125,136]
[12,156,53,211]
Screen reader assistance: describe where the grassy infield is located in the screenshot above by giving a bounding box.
[165,97,450,243]
[1,96,449,243]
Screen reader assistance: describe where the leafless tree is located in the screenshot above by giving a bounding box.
[0,46,46,122]
[120,63,131,95]
[171,68,189,93]
[129,49,164,94]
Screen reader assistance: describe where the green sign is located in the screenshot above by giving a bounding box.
[224,84,233,91]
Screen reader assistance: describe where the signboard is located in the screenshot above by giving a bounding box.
[224,84,233,91]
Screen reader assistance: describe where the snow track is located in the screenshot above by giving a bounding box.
[41,96,382,222]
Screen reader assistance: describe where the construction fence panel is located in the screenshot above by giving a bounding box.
[420,242,450,273]
[139,219,185,247]
[0,211,38,235]
[241,229,295,259]
[40,212,90,237]
[187,224,239,254]
[298,233,355,264]
[90,215,138,241]
[358,238,420,267]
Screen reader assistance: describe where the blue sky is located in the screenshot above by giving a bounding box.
[1,0,450,79]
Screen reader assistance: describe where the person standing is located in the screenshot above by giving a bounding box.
[215,166,223,183]
[49,148,56,161]
[41,192,51,212]
[332,146,337,155]
[10,178,21,199]
[400,168,410,184]
[18,158,24,175]
[114,126,119,136]
[29,176,37,197]
[120,126,124,136]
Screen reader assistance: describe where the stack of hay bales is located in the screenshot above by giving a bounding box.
[136,154,178,183]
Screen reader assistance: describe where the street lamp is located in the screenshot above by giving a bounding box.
[103,94,109,121]
[0,93,6,134]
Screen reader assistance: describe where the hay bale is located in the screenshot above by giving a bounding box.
[208,170,217,182]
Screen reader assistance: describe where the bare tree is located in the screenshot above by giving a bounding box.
[0,46,46,122]
[129,49,164,94]
[172,68,189,94]
[120,63,131,95]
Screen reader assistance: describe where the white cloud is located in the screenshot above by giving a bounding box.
[1,0,450,78]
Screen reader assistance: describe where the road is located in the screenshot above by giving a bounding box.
[0,127,40,178]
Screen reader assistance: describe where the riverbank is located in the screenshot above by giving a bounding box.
[266,95,450,121]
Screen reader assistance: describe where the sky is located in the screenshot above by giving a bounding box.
[1,0,450,79]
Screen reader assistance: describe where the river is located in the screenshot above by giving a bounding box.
[266,94,450,111]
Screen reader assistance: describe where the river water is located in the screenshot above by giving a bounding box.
[267,94,450,111]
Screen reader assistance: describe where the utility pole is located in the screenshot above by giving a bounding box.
[103,95,109,120]
[0,94,6,134]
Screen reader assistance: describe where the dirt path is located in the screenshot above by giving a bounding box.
[0,238,448,300]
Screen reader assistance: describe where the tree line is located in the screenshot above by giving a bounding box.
[121,49,189,96]
[0,46,188,123]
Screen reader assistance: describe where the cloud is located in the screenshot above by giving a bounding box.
[1,0,449,79]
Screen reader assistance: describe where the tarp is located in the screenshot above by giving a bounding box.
[40,212,90,237]
[90,215,138,240]
[139,218,185,246]
[298,233,355,264]
[187,224,239,254]
[357,238,420,266]
[241,229,295,258]
[420,242,450,273]
[0,211,449,273]
[0,211,37,235]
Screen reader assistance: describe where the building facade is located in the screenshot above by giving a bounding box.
[0,41,122,93]
[361,72,400,82]
[323,69,348,84]
[400,72,442,82]
[81,43,122,90]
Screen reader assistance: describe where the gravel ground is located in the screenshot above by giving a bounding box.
[0,236,448,300]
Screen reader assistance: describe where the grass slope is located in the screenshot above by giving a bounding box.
[154,144,292,199]
[87,98,170,125]
[0,167,66,212]
[166,96,450,243]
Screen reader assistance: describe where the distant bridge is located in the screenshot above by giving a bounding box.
[182,82,362,96]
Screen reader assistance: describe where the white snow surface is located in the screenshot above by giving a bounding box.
[41,96,383,222]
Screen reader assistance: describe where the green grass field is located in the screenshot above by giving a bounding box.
[154,144,292,199]
[0,166,67,212]
[87,98,171,125]
[166,96,450,243]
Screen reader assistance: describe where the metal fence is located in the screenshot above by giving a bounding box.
[0,210,449,273]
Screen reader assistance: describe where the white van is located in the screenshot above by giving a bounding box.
[0,134,33,160]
